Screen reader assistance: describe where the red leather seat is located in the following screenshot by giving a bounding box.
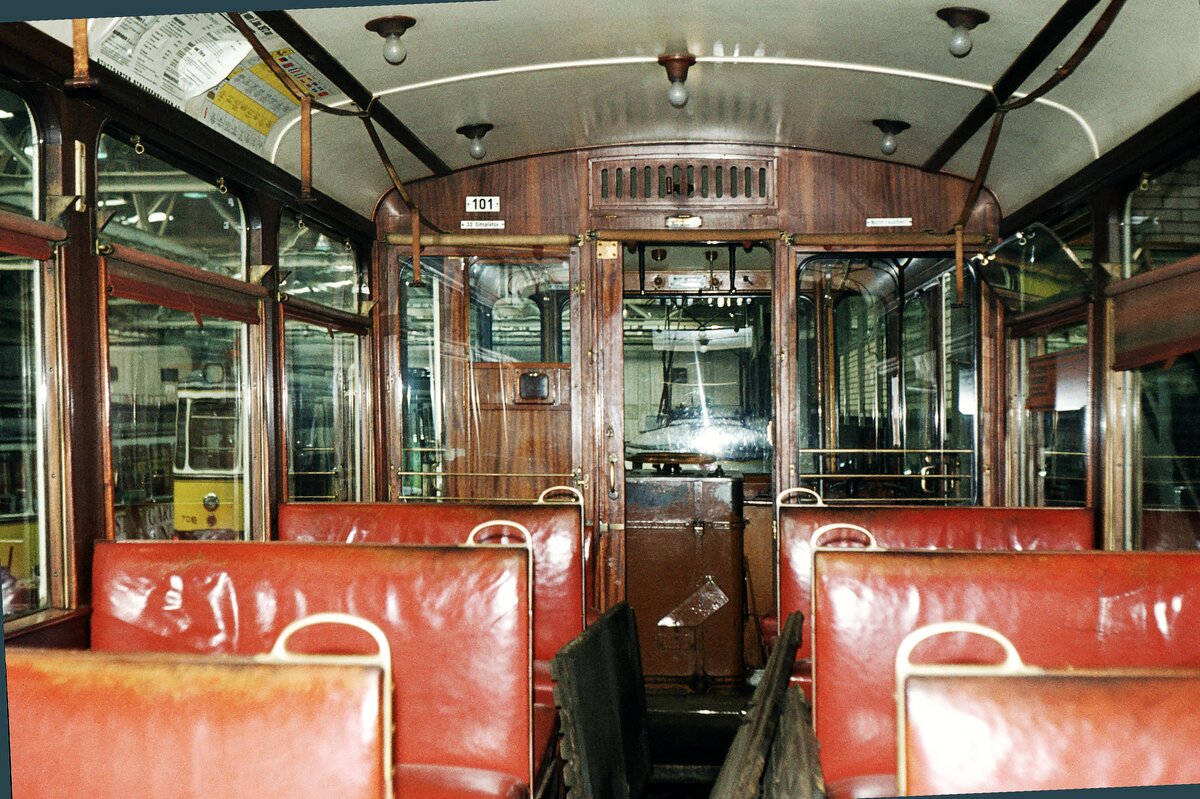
[812,549,1200,793]
[91,540,534,792]
[903,667,1200,793]
[778,505,1094,662]
[8,647,388,799]
[278,500,586,705]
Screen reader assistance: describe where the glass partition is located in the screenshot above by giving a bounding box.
[284,321,363,502]
[1136,354,1200,549]
[797,256,977,502]
[397,254,575,500]
[976,223,1092,313]
[1012,321,1090,507]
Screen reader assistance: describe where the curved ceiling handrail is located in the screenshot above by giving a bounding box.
[268,55,1097,164]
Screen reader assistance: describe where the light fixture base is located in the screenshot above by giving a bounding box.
[456,123,494,141]
[936,7,990,31]
[657,53,697,83]
[365,15,417,38]
[872,119,911,137]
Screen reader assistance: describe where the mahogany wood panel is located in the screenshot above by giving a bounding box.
[391,144,999,239]
[404,152,583,236]
[1108,254,1200,370]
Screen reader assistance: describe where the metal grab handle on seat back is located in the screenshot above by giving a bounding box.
[776,486,827,507]
[537,485,584,504]
[810,522,880,550]
[894,621,1028,795]
[465,519,533,546]
[262,612,394,799]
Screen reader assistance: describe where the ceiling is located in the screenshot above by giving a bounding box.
[27,1,1200,220]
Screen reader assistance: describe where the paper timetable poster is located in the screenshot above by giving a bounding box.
[91,12,340,155]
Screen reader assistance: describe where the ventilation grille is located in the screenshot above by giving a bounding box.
[590,156,776,209]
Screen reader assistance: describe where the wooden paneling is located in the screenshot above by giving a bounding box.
[778,149,998,234]
[405,152,584,236]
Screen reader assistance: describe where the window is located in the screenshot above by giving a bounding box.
[0,88,37,218]
[797,256,977,502]
[284,321,364,502]
[0,256,48,617]
[97,132,245,278]
[278,213,364,313]
[469,258,570,363]
[1125,152,1200,275]
[108,299,249,540]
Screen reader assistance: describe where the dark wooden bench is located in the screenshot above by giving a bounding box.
[550,605,819,799]
[90,540,534,799]
[773,497,1095,671]
[897,621,1200,794]
[277,488,587,708]
[8,643,389,799]
[810,547,1200,799]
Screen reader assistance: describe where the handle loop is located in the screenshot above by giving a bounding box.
[465,519,533,546]
[537,485,584,504]
[776,486,827,507]
[810,522,879,550]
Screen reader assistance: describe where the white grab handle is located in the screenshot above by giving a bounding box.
[776,486,827,507]
[810,522,879,550]
[895,621,1025,677]
[465,519,533,546]
[537,485,584,504]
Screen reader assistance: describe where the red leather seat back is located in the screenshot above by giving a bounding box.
[91,540,532,785]
[812,550,1200,785]
[778,506,1094,659]
[904,670,1200,794]
[7,647,387,799]
[278,501,585,666]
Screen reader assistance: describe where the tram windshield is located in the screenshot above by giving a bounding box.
[622,244,773,475]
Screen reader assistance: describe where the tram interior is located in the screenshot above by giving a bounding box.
[1,2,1200,798]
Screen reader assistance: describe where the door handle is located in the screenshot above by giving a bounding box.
[608,454,619,500]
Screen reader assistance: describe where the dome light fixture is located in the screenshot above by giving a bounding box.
[365,15,416,65]
[657,53,697,109]
[456,123,494,161]
[872,119,911,156]
[937,7,990,58]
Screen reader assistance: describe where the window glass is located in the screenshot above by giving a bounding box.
[97,133,245,278]
[1137,354,1200,549]
[284,321,363,502]
[0,256,47,617]
[623,294,773,475]
[0,88,37,218]
[797,256,976,502]
[976,223,1091,313]
[1126,152,1200,275]
[278,213,363,312]
[469,258,570,363]
[397,257,447,498]
[107,298,248,539]
[1014,321,1089,507]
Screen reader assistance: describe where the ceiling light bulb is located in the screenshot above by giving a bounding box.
[872,118,910,157]
[880,132,898,155]
[468,137,486,160]
[667,79,688,108]
[382,32,407,65]
[948,25,972,57]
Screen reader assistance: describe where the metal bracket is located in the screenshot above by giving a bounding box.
[44,195,78,227]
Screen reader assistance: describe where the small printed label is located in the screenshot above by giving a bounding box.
[460,219,506,230]
[465,195,500,213]
[866,217,913,228]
